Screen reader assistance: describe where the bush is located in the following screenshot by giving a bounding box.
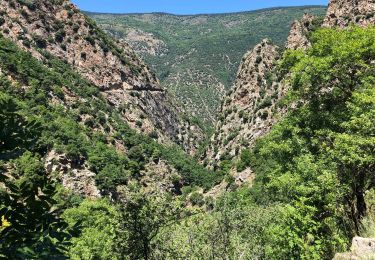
[128,145,144,162]
[0,17,5,26]
[135,120,142,127]
[22,38,31,48]
[17,0,36,10]
[85,35,96,46]
[257,96,272,110]
[20,9,28,18]
[189,192,204,207]
[55,29,66,43]
[33,35,47,48]
[72,24,80,33]
[236,149,251,172]
[148,130,158,139]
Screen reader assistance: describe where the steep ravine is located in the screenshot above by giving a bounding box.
[89,7,327,124]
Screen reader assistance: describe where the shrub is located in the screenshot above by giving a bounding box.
[20,9,28,18]
[55,29,66,43]
[72,24,80,33]
[22,38,31,48]
[257,96,272,110]
[33,35,47,48]
[255,56,262,64]
[85,35,95,46]
[135,120,143,128]
[236,149,251,172]
[17,0,36,10]
[68,10,75,18]
[189,192,204,207]
[80,52,87,60]
[148,130,158,139]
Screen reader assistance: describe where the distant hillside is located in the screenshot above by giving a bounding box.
[88,6,326,123]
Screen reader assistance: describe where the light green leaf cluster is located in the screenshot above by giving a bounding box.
[63,199,121,260]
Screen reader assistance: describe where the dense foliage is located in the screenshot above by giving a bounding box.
[249,26,375,258]
[62,199,120,259]
[0,152,76,259]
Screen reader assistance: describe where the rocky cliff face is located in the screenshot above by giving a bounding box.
[323,0,375,27]
[90,7,327,124]
[45,150,101,199]
[204,39,285,168]
[0,0,202,153]
[286,14,315,50]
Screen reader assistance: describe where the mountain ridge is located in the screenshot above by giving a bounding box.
[0,0,205,153]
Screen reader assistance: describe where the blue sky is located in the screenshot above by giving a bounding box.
[71,0,328,15]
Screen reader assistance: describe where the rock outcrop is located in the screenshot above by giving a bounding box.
[45,150,101,198]
[139,160,182,195]
[0,0,203,153]
[323,0,375,27]
[286,14,315,50]
[333,237,375,259]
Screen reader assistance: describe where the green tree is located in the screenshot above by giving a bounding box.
[287,26,375,228]
[116,187,184,259]
[236,148,252,172]
[250,26,375,257]
[327,85,375,230]
[0,93,40,159]
[63,199,120,260]
[0,152,74,259]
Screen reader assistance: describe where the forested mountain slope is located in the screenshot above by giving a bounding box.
[89,6,326,123]
[0,0,204,154]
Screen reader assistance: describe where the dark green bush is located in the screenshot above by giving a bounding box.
[189,192,204,206]
[55,29,66,43]
[33,35,47,48]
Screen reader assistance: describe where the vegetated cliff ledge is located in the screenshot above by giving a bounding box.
[0,0,204,154]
